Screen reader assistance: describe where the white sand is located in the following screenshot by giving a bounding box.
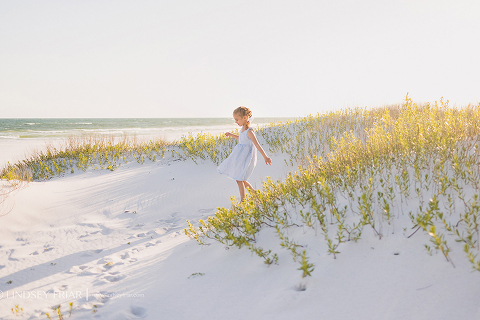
[1,142,480,319]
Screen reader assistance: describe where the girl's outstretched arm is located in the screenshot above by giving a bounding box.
[248,130,272,165]
[225,132,239,140]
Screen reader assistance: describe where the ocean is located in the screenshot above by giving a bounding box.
[0,118,291,140]
[0,117,290,167]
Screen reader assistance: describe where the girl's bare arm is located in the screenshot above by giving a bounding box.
[248,130,272,165]
[225,132,239,140]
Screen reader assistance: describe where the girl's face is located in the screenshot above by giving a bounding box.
[233,113,248,127]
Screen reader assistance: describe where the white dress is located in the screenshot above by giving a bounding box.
[217,127,257,181]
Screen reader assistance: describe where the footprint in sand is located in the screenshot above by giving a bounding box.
[49,284,68,292]
[157,212,182,224]
[103,273,126,282]
[128,305,147,318]
[97,291,114,303]
[16,237,30,246]
[156,216,181,233]
[83,291,111,304]
[8,249,19,261]
[88,266,107,274]
[99,252,136,265]
[69,265,89,274]
[78,223,112,236]
[154,227,169,235]
[100,225,114,235]
[104,262,124,270]
[122,248,140,261]
[110,250,132,260]
[43,246,54,253]
[76,265,105,276]
[99,256,125,266]
[80,302,104,312]
[88,225,113,235]
[127,233,150,241]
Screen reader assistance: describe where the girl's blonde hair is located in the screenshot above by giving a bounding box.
[233,106,252,130]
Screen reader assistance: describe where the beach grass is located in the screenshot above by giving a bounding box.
[0,129,242,181]
[186,95,480,276]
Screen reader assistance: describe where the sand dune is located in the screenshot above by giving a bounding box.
[1,140,480,319]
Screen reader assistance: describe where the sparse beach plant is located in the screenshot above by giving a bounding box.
[298,250,315,278]
[11,305,23,316]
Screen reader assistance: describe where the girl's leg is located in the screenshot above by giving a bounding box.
[243,181,255,195]
[236,180,246,201]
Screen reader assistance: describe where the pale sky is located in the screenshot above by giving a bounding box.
[1,0,479,118]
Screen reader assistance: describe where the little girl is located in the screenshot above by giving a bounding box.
[217,106,272,201]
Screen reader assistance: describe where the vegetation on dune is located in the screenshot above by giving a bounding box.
[175,130,239,165]
[0,129,240,181]
[186,95,480,277]
[0,135,168,181]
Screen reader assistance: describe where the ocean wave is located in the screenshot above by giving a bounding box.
[31,130,67,134]
[0,118,289,141]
